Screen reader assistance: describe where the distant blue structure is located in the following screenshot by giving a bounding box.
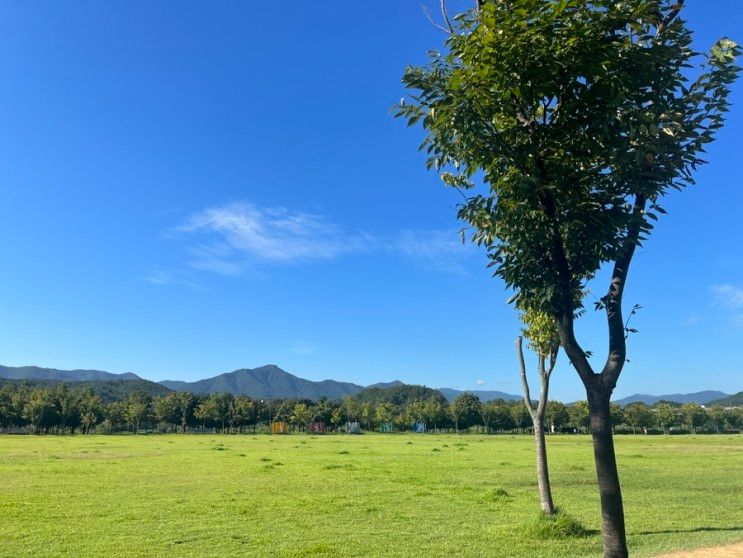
[380,422,394,433]
[413,421,426,433]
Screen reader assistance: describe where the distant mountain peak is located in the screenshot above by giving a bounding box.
[158,365,364,399]
[368,380,405,389]
[437,387,521,402]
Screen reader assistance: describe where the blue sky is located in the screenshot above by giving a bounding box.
[0,1,741,401]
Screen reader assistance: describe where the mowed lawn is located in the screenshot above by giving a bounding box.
[0,434,741,557]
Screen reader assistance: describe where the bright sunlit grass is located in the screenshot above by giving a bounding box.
[0,434,740,557]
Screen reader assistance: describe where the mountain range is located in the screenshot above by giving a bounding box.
[709,391,743,406]
[0,364,736,405]
[0,365,141,383]
[612,391,730,406]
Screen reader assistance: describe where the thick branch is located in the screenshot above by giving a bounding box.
[535,187,597,386]
[599,193,647,390]
[536,189,573,313]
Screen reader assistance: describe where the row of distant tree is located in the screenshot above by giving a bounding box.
[0,382,740,435]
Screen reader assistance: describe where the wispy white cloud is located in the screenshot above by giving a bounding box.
[187,243,245,276]
[475,379,486,386]
[711,284,743,309]
[174,202,374,269]
[710,284,743,327]
[160,201,479,280]
[395,229,476,275]
[144,270,204,290]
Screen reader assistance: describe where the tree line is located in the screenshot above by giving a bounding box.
[1,382,739,435]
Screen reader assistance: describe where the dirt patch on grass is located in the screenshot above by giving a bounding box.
[655,541,743,557]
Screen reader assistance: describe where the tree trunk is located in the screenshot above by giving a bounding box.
[533,423,555,515]
[588,390,627,558]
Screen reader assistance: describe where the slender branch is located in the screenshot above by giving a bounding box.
[423,5,453,35]
[536,356,550,418]
[517,337,536,416]
[547,347,558,376]
[440,0,454,34]
[623,304,640,340]
[537,345,559,417]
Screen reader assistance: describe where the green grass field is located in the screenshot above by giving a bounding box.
[0,434,741,557]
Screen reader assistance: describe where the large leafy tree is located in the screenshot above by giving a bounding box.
[623,402,653,434]
[124,391,152,434]
[450,392,483,431]
[396,1,739,555]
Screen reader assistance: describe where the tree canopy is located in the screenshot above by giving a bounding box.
[397,5,739,550]
[396,0,740,388]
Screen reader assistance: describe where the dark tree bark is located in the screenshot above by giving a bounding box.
[587,388,627,557]
[541,190,646,558]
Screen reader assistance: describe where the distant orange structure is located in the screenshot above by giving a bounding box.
[271,420,288,434]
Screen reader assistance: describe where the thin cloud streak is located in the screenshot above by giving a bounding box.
[144,270,204,290]
[290,341,316,355]
[395,229,477,275]
[162,201,480,279]
[175,202,375,264]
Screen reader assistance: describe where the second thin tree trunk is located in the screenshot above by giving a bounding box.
[517,336,557,516]
[533,422,555,515]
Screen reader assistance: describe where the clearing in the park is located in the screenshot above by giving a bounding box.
[0,434,740,557]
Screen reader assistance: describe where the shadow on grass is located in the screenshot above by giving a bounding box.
[635,526,743,535]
